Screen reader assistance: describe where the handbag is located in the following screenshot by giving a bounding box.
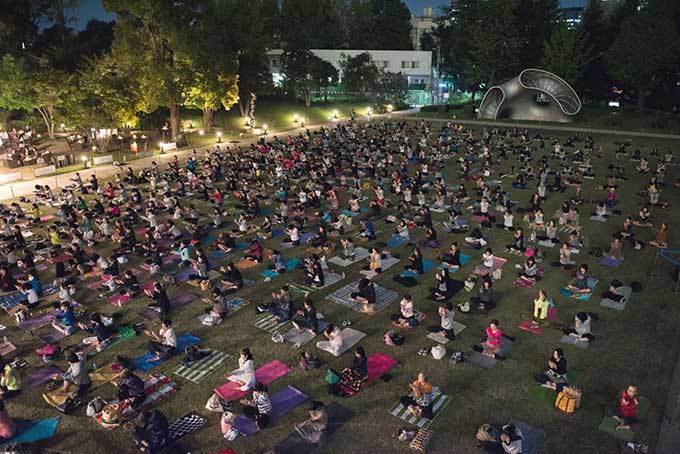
[408,428,433,453]
[475,423,499,442]
[431,344,446,360]
[324,368,341,385]
[86,397,106,417]
[492,268,502,280]
[555,390,577,415]
[561,385,582,408]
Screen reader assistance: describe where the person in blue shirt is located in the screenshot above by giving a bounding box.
[360,220,376,241]
[52,301,78,335]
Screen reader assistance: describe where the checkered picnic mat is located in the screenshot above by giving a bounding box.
[388,388,451,429]
[326,282,400,314]
[254,312,292,333]
[174,350,231,383]
[168,412,207,443]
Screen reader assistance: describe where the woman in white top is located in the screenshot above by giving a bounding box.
[391,294,418,327]
[228,347,256,391]
[316,324,344,356]
[285,225,300,246]
[146,319,178,362]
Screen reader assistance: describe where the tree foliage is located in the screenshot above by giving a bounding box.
[340,52,381,93]
[281,50,338,106]
[540,23,591,86]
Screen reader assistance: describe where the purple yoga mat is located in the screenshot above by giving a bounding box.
[18,314,53,331]
[139,294,196,320]
[599,256,621,268]
[24,365,62,392]
[234,386,308,436]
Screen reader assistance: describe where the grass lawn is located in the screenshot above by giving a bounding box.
[418,104,680,136]
[5,121,680,453]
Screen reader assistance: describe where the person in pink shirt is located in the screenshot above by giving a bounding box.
[473,319,507,360]
[0,400,16,441]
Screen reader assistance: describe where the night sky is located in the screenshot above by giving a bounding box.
[71,0,452,29]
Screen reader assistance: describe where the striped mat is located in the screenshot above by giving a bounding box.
[254,312,292,333]
[326,282,400,314]
[174,350,231,383]
[388,388,451,429]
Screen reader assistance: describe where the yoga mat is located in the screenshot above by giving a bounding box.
[0,417,60,447]
[467,338,514,369]
[518,320,544,335]
[426,321,466,344]
[283,319,327,346]
[234,259,258,270]
[90,363,125,389]
[275,403,352,454]
[131,333,200,372]
[215,360,292,401]
[599,256,622,268]
[139,293,197,320]
[18,313,53,331]
[167,412,207,444]
[0,292,24,311]
[198,298,250,325]
[387,235,408,248]
[253,312,292,334]
[560,277,599,301]
[24,365,61,392]
[234,386,309,436]
[388,387,451,429]
[438,253,472,272]
[560,334,591,349]
[108,293,131,307]
[327,247,370,267]
[528,384,558,408]
[174,350,231,383]
[326,282,400,315]
[598,397,650,441]
[359,256,400,278]
[340,353,397,396]
[317,327,366,357]
[600,286,632,311]
[508,419,545,454]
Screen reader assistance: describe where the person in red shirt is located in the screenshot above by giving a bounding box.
[0,400,16,441]
[614,385,641,431]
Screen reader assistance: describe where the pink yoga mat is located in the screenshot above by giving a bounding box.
[214,360,292,401]
[341,352,397,396]
[108,294,131,307]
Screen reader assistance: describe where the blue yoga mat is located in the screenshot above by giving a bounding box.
[387,235,408,249]
[1,417,60,446]
[437,253,472,272]
[210,251,227,261]
[260,269,279,278]
[131,333,200,372]
[201,235,216,245]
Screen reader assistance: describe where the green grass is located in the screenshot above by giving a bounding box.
[417,104,680,135]
[5,123,680,453]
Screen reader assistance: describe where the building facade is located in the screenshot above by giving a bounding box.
[266,49,433,89]
[410,7,437,51]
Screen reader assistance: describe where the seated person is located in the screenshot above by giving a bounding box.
[53,352,91,398]
[359,219,376,241]
[227,348,255,392]
[0,400,16,442]
[518,257,539,281]
[471,278,495,312]
[341,238,356,260]
[79,313,114,351]
[0,358,22,399]
[391,294,417,327]
[611,385,643,432]
[405,247,424,274]
[51,301,78,335]
[315,324,344,356]
[532,290,550,323]
[292,299,319,335]
[113,368,146,409]
[213,232,236,253]
[473,319,506,360]
[339,347,368,393]
[430,269,454,301]
[201,288,230,325]
[294,401,328,445]
[566,264,592,294]
[400,372,435,419]
[129,410,169,454]
[534,348,568,390]
[505,228,525,253]
[265,285,292,322]
[649,222,668,248]
[351,278,377,313]
[219,262,243,293]
[362,248,382,274]
[440,242,462,269]
[607,235,624,261]
[239,382,272,429]
[145,319,177,362]
[563,312,596,343]
[601,279,626,302]
[428,302,456,340]
[477,423,523,454]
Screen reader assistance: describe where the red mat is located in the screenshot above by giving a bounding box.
[340,352,397,396]
[214,360,291,401]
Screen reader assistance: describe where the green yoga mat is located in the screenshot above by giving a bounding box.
[109,326,137,348]
[598,396,650,441]
[528,385,558,408]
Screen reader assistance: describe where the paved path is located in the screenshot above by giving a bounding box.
[403,115,680,140]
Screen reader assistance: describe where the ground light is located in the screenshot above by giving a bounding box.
[198,130,205,136]
[158,141,164,152]
[80,155,88,169]
[216,131,222,143]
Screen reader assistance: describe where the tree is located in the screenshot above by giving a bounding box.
[347,0,375,49]
[608,11,680,110]
[370,0,412,50]
[184,72,239,130]
[540,23,590,86]
[376,71,408,104]
[308,57,339,103]
[280,0,346,50]
[580,0,610,100]
[281,50,338,106]
[464,0,521,91]
[0,54,72,139]
[516,0,559,69]
[340,52,380,94]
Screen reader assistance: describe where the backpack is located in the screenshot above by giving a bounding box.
[324,368,340,385]
[555,390,577,415]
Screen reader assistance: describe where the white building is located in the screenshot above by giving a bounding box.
[266,49,433,89]
[410,7,437,51]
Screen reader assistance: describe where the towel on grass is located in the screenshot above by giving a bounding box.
[467,337,514,369]
[559,277,599,301]
[600,286,632,311]
[326,282,400,314]
[327,248,370,267]
[317,327,366,357]
[275,403,352,454]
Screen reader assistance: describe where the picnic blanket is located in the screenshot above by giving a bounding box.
[90,363,126,390]
[282,314,326,346]
[275,403,352,454]
[317,327,366,357]
[559,277,599,301]
[599,256,622,268]
[292,271,345,292]
[167,412,207,445]
[108,293,131,307]
[467,337,514,369]
[326,282,400,314]
[214,360,292,401]
[139,293,197,320]
[0,291,24,312]
[260,258,302,278]
[234,258,259,270]
[174,350,231,383]
[508,419,545,454]
[0,417,60,447]
[598,396,650,441]
[600,286,633,311]
[327,247,370,267]
[388,387,451,429]
[234,386,308,436]
[131,333,200,372]
[359,256,400,278]
[254,312,293,334]
[340,353,397,396]
[426,321,466,344]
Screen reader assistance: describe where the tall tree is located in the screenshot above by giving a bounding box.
[464,0,521,91]
[347,0,375,49]
[371,0,412,50]
[580,0,610,100]
[281,50,337,105]
[340,52,380,93]
[540,23,590,86]
[607,11,680,110]
[516,0,559,69]
[279,0,346,50]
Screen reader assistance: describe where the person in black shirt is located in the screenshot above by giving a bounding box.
[129,410,169,453]
[292,299,319,334]
[534,348,568,390]
[145,282,170,314]
[78,313,114,351]
[114,368,146,409]
[351,278,376,314]
[340,346,368,393]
